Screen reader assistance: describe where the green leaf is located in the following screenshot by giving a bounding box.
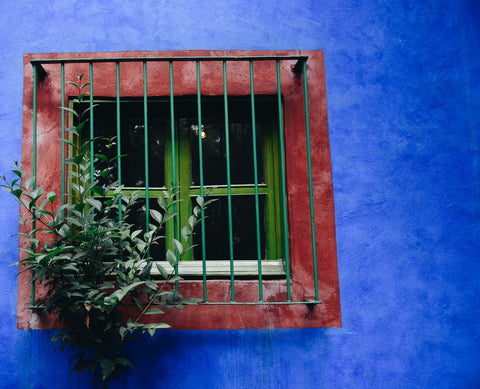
[58,224,70,238]
[193,205,201,217]
[116,358,134,368]
[131,229,143,241]
[204,198,218,207]
[155,263,169,279]
[95,153,108,162]
[59,106,79,117]
[166,249,177,266]
[162,213,176,223]
[150,209,163,224]
[65,125,78,135]
[68,81,79,89]
[10,188,22,198]
[172,238,183,255]
[145,307,164,315]
[157,196,168,211]
[131,296,143,310]
[57,138,78,149]
[145,280,158,291]
[46,191,57,203]
[12,169,25,179]
[30,186,43,199]
[24,176,36,190]
[61,264,78,272]
[85,197,102,211]
[181,226,191,241]
[109,281,145,303]
[99,282,114,290]
[119,326,128,339]
[100,358,116,382]
[182,297,203,305]
[79,104,99,119]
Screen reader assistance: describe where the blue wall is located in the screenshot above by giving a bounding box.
[1,1,479,387]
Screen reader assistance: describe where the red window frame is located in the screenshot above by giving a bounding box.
[19,50,341,329]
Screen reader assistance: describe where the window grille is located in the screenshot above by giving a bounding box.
[27,54,323,308]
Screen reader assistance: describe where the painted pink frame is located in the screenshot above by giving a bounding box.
[20,50,340,329]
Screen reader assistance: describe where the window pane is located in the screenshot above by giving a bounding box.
[193,195,266,260]
[78,101,168,188]
[189,98,272,186]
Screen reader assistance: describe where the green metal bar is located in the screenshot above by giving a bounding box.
[196,60,207,301]
[199,301,322,306]
[89,62,94,182]
[169,61,179,289]
[31,55,309,65]
[169,61,176,190]
[276,60,291,301]
[111,186,268,198]
[31,64,38,307]
[116,61,122,220]
[32,67,38,190]
[223,61,235,301]
[188,186,268,196]
[250,61,263,301]
[143,61,150,240]
[60,63,65,214]
[303,61,319,300]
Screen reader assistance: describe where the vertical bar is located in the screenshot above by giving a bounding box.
[169,61,179,289]
[303,61,319,300]
[196,60,207,301]
[250,61,263,301]
[89,62,94,182]
[143,61,150,233]
[115,61,122,220]
[223,61,235,301]
[32,66,38,190]
[31,64,38,307]
[60,63,66,213]
[169,62,177,194]
[143,61,150,261]
[276,60,291,301]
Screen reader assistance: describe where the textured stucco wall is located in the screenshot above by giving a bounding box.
[0,1,479,388]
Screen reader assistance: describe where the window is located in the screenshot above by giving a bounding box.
[20,50,341,329]
[77,96,285,276]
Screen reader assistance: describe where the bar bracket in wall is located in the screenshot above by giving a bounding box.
[292,58,306,76]
[35,64,47,80]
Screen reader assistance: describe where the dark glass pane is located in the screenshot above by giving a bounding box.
[193,195,266,260]
[78,100,168,188]
[189,98,272,186]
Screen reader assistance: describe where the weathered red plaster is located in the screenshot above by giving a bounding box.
[20,50,341,329]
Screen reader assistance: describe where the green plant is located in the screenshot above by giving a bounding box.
[1,75,209,388]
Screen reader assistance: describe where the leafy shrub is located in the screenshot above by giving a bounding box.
[1,75,208,388]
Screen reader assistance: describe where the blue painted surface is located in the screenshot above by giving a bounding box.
[0,0,479,388]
